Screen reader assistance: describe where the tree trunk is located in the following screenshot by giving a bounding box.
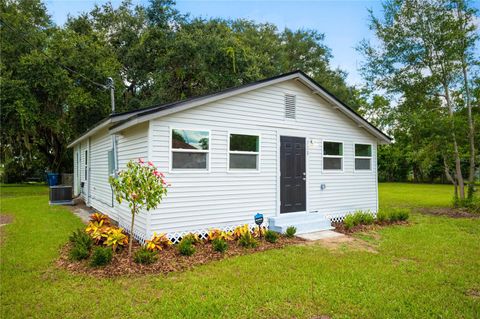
[442,84,465,200]
[457,1,476,198]
[129,204,136,258]
[462,59,475,197]
[444,156,459,203]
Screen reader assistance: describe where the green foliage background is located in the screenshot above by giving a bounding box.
[1,0,361,181]
[1,0,478,187]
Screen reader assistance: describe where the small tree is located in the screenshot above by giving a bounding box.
[109,158,168,257]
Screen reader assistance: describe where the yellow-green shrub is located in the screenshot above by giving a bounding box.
[145,232,172,251]
[85,220,110,244]
[104,228,129,252]
[208,229,233,241]
[233,224,250,239]
[89,212,110,225]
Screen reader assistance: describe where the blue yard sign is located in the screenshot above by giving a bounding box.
[254,213,264,226]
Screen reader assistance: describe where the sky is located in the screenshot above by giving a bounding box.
[44,0,480,86]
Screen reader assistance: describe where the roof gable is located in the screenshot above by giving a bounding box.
[68,70,391,147]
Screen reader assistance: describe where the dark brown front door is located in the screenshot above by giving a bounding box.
[280,136,306,214]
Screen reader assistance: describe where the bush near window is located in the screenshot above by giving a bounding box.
[178,238,196,256]
[212,238,228,253]
[133,248,158,265]
[265,230,279,243]
[90,247,113,267]
[285,226,297,238]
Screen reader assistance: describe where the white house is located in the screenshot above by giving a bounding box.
[68,70,391,243]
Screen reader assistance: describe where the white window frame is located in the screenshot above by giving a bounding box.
[169,127,211,173]
[227,131,261,173]
[322,140,344,172]
[354,143,373,172]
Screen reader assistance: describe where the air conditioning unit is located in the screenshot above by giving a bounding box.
[49,185,73,205]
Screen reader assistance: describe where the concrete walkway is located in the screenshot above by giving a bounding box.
[297,230,345,241]
[67,198,95,224]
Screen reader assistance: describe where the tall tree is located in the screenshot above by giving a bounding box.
[359,0,479,201]
[1,0,122,178]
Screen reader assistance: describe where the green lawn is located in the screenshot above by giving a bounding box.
[1,183,479,318]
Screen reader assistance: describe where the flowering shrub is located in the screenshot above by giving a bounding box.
[145,232,172,251]
[109,158,169,257]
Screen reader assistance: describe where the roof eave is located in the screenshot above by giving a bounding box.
[109,71,391,144]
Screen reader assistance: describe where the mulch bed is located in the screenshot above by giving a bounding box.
[57,236,305,277]
[332,221,409,234]
[416,207,480,219]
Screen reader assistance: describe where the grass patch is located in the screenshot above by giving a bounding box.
[1,183,479,318]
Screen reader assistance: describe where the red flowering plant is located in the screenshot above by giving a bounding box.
[109,158,169,257]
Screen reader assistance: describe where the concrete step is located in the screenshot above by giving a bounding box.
[268,213,333,234]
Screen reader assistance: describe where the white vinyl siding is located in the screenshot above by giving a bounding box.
[147,79,378,236]
[79,140,89,202]
[73,145,81,196]
[84,124,149,242]
[79,79,379,240]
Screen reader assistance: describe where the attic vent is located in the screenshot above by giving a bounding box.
[284,94,296,119]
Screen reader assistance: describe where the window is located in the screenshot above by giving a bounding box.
[84,150,88,180]
[323,141,343,170]
[284,94,296,119]
[355,144,372,170]
[229,133,260,170]
[171,129,209,170]
[107,149,116,176]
